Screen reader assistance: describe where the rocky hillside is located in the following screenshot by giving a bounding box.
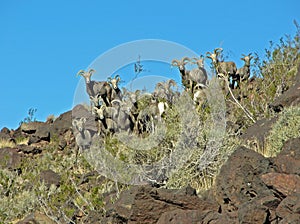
[0,31,300,223]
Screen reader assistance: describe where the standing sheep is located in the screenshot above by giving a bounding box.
[236,53,253,83]
[108,74,123,101]
[77,69,112,106]
[72,117,92,159]
[206,48,238,89]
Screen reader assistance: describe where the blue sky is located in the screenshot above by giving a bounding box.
[0,0,299,129]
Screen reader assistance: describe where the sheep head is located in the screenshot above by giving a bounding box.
[191,55,205,68]
[77,69,96,83]
[241,53,253,66]
[171,57,190,71]
[108,74,121,89]
[72,117,87,132]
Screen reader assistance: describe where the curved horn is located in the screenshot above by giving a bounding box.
[76,70,85,77]
[107,77,112,83]
[167,79,177,87]
[115,74,121,82]
[191,57,198,63]
[206,52,212,57]
[171,59,180,66]
[88,69,95,75]
[214,48,223,54]
[182,57,190,65]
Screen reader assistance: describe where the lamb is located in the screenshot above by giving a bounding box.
[236,53,253,83]
[107,74,123,101]
[77,69,112,106]
[206,48,238,89]
[72,117,92,156]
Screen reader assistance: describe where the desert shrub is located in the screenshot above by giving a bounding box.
[263,106,300,157]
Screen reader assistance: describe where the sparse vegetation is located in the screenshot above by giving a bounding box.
[0,22,299,223]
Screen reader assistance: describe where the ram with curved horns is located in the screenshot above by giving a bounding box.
[107,74,123,101]
[77,69,112,106]
[206,48,238,89]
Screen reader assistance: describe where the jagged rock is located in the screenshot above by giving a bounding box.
[0,147,23,169]
[40,169,61,188]
[276,193,300,223]
[261,172,300,197]
[17,144,42,155]
[273,137,300,175]
[20,121,45,134]
[17,211,56,224]
[50,110,72,137]
[157,209,212,224]
[241,116,278,149]
[214,146,275,218]
[0,127,12,140]
[104,185,219,224]
[238,200,270,224]
[28,124,51,145]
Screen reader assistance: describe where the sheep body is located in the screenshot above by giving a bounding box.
[72,117,92,152]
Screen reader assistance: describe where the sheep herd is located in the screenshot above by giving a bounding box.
[72,48,253,152]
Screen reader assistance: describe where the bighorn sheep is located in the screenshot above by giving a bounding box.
[236,53,253,82]
[89,94,103,111]
[189,55,208,87]
[193,83,207,106]
[77,69,112,106]
[171,57,192,91]
[93,105,118,136]
[135,95,164,134]
[108,74,123,101]
[111,99,134,133]
[72,117,92,153]
[206,48,238,89]
[122,89,141,123]
[154,79,178,104]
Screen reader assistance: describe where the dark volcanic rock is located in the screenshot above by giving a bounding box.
[241,116,278,149]
[261,172,300,197]
[40,169,61,188]
[273,137,300,175]
[238,200,270,224]
[28,123,51,144]
[0,147,23,169]
[17,144,42,155]
[0,127,12,140]
[214,146,275,218]
[50,110,72,137]
[276,193,300,223]
[104,185,219,224]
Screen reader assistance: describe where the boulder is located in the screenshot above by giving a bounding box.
[0,127,12,140]
[276,193,300,223]
[214,146,275,217]
[104,185,219,224]
[0,147,23,169]
[40,169,61,188]
[261,172,300,197]
[272,137,300,175]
